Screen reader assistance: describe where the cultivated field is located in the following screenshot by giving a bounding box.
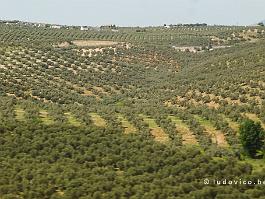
[1,21,265,198]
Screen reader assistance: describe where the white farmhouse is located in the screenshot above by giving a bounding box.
[51,25,61,29]
[81,26,89,31]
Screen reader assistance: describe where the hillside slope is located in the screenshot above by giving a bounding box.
[1,23,265,198]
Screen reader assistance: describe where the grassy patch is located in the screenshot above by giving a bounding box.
[245,158,265,173]
[64,112,82,127]
[139,114,158,128]
[117,114,137,134]
[194,115,228,147]
[194,115,213,127]
[139,114,169,143]
[15,106,25,121]
[168,115,198,145]
[221,114,240,133]
[89,113,106,127]
[39,110,54,125]
[243,113,265,129]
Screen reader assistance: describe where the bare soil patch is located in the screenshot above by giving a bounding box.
[72,40,119,47]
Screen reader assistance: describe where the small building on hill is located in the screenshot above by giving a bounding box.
[51,25,61,29]
[80,26,89,31]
